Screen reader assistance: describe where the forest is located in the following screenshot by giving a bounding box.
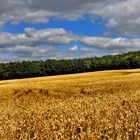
[0,51,140,80]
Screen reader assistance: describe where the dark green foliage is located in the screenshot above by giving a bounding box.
[0,51,140,80]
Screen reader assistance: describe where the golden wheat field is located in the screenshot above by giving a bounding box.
[0,69,140,140]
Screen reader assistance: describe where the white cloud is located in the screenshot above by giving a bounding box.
[0,0,100,25]
[80,47,94,52]
[0,55,18,62]
[0,27,140,51]
[0,27,140,61]
[0,28,77,47]
[1,0,140,61]
[69,45,78,52]
[0,0,140,37]
[81,36,140,49]
[91,0,140,36]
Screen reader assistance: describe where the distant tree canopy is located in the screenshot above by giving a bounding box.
[0,51,140,80]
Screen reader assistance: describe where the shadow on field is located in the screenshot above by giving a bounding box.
[113,71,140,75]
[12,88,49,99]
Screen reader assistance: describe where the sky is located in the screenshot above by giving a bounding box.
[0,0,140,62]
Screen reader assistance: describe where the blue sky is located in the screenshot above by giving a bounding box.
[0,0,140,62]
[3,18,107,36]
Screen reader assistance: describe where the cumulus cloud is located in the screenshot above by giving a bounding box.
[0,0,101,25]
[0,0,140,36]
[80,47,94,52]
[2,27,140,53]
[91,0,140,36]
[0,0,140,61]
[24,28,76,45]
[0,27,140,62]
[81,36,140,49]
[0,28,76,48]
[69,45,78,52]
[0,28,77,61]
[0,55,18,62]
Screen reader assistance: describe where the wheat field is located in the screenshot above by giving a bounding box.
[0,69,140,140]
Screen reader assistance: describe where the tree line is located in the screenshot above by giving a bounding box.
[0,51,140,80]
